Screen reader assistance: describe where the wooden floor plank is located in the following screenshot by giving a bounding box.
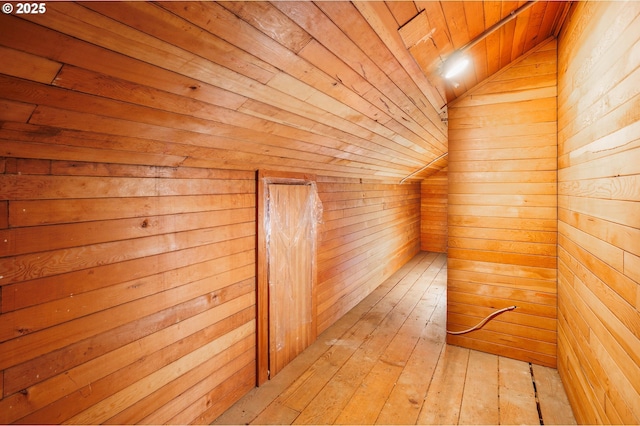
[213,252,576,426]
[292,254,439,424]
[334,255,446,424]
[532,363,577,425]
[499,357,540,425]
[459,350,500,425]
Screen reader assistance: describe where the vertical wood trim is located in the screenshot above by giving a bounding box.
[256,172,268,385]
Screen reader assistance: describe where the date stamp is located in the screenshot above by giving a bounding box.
[2,2,47,14]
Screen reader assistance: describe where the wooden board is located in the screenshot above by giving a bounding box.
[267,183,317,379]
[446,39,558,367]
[0,158,257,425]
[421,168,448,253]
[556,2,640,423]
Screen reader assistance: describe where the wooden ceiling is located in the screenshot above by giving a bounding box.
[0,1,570,181]
[398,1,571,103]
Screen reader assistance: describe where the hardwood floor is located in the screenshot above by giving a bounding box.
[213,252,575,425]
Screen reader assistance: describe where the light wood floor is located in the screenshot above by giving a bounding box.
[214,252,576,425]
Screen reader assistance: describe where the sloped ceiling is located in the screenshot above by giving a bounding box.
[0,1,569,181]
[399,1,570,103]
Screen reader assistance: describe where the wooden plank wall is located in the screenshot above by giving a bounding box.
[446,39,558,367]
[316,177,421,333]
[557,2,640,424]
[421,168,448,253]
[0,158,258,424]
[0,157,421,423]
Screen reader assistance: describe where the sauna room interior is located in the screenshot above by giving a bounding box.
[0,0,638,424]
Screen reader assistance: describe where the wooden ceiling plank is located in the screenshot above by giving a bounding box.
[237,100,424,167]
[521,2,548,53]
[0,0,448,176]
[437,1,473,95]
[45,1,303,125]
[415,0,455,105]
[75,2,277,84]
[27,105,403,177]
[52,65,423,172]
[483,2,503,78]
[52,65,242,126]
[0,122,202,168]
[398,9,431,49]
[271,1,447,170]
[28,86,423,175]
[468,42,489,85]
[298,38,430,143]
[0,46,62,85]
[414,1,453,57]
[163,1,441,165]
[3,24,246,109]
[0,67,422,176]
[538,1,562,39]
[312,1,447,149]
[439,1,470,50]
[511,7,534,61]
[463,1,486,41]
[385,1,420,28]
[0,138,186,169]
[0,74,335,164]
[237,99,428,167]
[0,23,248,111]
[245,9,447,158]
[218,1,312,53]
[463,1,488,83]
[499,2,520,70]
[352,1,448,138]
[0,99,36,123]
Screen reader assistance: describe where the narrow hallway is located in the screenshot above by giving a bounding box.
[214,252,575,425]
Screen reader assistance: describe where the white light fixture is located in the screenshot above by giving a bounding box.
[443,52,469,80]
[439,1,537,82]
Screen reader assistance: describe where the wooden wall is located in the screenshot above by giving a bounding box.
[421,168,448,253]
[446,39,558,367]
[0,158,258,424]
[316,177,421,333]
[0,157,420,423]
[557,2,640,423]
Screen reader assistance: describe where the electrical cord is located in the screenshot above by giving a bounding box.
[446,305,517,335]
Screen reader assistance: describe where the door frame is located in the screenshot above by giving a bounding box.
[256,170,318,385]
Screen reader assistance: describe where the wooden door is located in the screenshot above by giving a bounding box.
[256,171,319,384]
[266,183,317,377]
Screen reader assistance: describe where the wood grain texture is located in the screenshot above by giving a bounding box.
[0,157,421,423]
[0,159,257,425]
[421,168,448,253]
[316,177,421,333]
[446,39,558,367]
[0,1,447,181]
[557,2,640,424]
[399,1,569,103]
[214,252,575,426]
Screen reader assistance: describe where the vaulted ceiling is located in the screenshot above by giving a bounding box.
[399,1,570,104]
[0,1,570,181]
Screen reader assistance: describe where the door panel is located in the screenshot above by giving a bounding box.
[267,183,317,378]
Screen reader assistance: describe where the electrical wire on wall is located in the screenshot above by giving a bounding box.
[446,305,517,335]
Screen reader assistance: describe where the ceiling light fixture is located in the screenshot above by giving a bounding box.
[441,0,537,80]
[443,52,469,79]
